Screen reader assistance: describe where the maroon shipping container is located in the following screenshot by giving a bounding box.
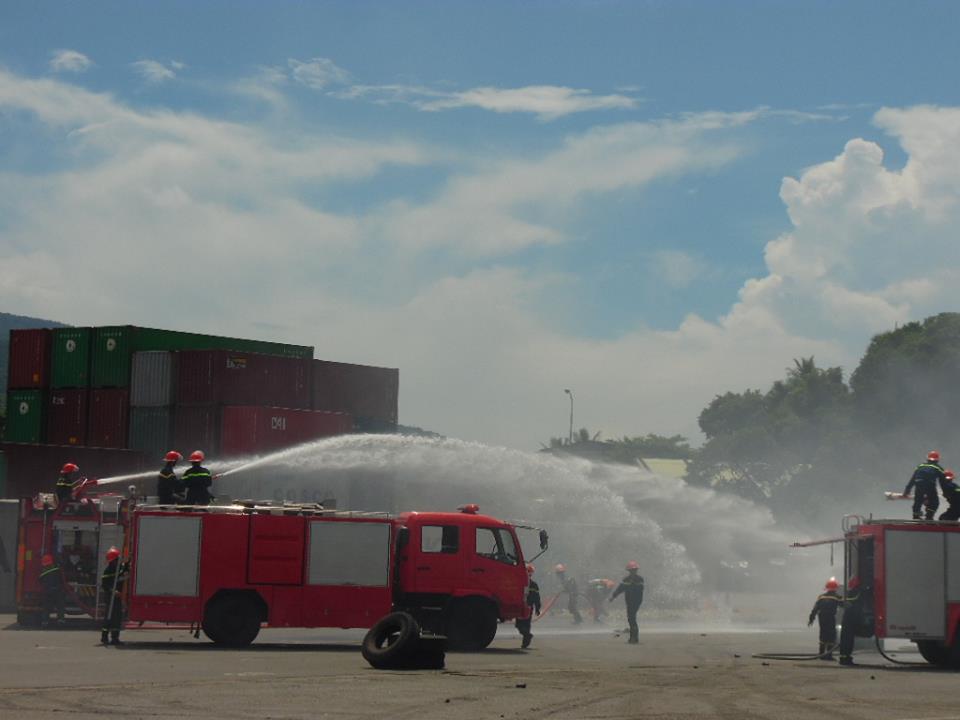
[220,406,352,457]
[176,351,311,409]
[88,388,130,449]
[311,360,399,426]
[7,329,52,389]
[173,405,222,456]
[46,389,88,446]
[0,442,146,499]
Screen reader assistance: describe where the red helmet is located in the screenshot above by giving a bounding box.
[60,462,79,475]
[825,577,839,591]
[164,451,182,463]
[847,576,860,590]
[41,554,55,567]
[928,451,941,462]
[626,560,640,571]
[189,450,205,463]
[946,470,956,481]
[105,546,121,562]
[526,564,535,575]
[554,563,566,573]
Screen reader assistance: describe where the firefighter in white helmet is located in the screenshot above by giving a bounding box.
[182,450,213,505]
[610,561,644,644]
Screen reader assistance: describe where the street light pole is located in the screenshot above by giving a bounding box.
[564,389,574,445]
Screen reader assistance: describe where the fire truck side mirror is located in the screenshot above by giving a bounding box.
[397,527,410,549]
[539,529,549,551]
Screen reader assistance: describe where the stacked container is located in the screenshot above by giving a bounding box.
[128,351,177,462]
[220,407,352,457]
[311,360,399,431]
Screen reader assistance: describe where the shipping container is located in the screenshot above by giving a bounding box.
[51,327,92,388]
[177,350,311,409]
[311,360,399,429]
[88,388,129,449]
[173,405,221,456]
[130,351,176,407]
[4,390,44,444]
[46,389,88,446]
[91,326,313,387]
[7,329,52,389]
[220,406,352,457]
[0,498,16,611]
[0,442,146,499]
[128,406,174,464]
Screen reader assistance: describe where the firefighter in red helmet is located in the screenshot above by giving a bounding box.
[55,463,81,502]
[903,451,945,520]
[515,563,541,649]
[554,563,582,625]
[156,451,184,505]
[939,470,960,521]
[182,450,213,505]
[100,546,128,645]
[808,577,840,660]
[610,561,644,644]
[838,576,871,666]
[39,554,65,627]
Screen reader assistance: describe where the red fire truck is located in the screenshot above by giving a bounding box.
[805,515,960,667]
[18,487,546,650]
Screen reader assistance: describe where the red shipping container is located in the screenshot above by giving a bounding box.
[173,405,222,456]
[88,388,130,449]
[177,351,311,409]
[0,442,146,499]
[46,389,88,446]
[8,329,52,389]
[221,406,352,457]
[311,360,398,425]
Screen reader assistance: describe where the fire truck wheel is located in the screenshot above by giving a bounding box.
[16,610,43,628]
[202,594,262,648]
[361,612,420,669]
[446,599,498,651]
[916,639,958,667]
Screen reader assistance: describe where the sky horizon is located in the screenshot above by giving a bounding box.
[1,1,958,450]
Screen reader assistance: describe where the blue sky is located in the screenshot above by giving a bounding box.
[1,1,959,448]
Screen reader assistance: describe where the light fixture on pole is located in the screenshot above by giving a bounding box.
[564,388,574,445]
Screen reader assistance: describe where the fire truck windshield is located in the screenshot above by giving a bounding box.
[476,527,519,565]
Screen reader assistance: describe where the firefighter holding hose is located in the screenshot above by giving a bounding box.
[55,463,81,503]
[610,561,645,644]
[182,450,213,505]
[939,469,960,521]
[100,546,128,646]
[156,450,184,505]
[903,451,945,520]
[838,576,868,666]
[808,577,840,660]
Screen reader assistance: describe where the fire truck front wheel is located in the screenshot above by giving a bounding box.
[446,598,498,651]
[916,639,960,667]
[202,593,264,648]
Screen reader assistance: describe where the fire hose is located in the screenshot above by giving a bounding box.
[532,592,562,621]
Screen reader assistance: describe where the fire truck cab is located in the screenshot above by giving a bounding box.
[844,516,960,666]
[128,501,537,650]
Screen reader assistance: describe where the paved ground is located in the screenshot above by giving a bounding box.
[1,614,959,719]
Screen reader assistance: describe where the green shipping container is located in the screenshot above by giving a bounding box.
[0,451,6,496]
[4,390,44,443]
[128,406,173,464]
[91,326,314,387]
[51,328,92,388]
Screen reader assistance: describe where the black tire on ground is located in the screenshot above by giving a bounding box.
[362,612,420,669]
[202,594,262,647]
[917,639,960,667]
[16,610,42,628]
[446,599,498,651]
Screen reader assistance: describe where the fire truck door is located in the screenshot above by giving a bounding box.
[469,526,523,600]
[407,523,465,594]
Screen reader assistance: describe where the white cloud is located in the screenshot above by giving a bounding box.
[288,57,350,89]
[49,49,92,73]
[131,59,178,83]
[651,250,706,289]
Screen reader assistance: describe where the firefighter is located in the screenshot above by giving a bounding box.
[939,469,960,521]
[55,463,81,503]
[610,561,645,644]
[515,563,541,649]
[100,546,128,645]
[903,450,945,520]
[182,450,213,505]
[39,554,65,627]
[157,450,184,504]
[838,576,868,666]
[585,577,615,622]
[808,577,841,660]
[554,564,582,624]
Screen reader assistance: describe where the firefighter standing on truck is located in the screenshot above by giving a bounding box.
[610,561,645,644]
[39,554,65,627]
[157,450,184,504]
[182,450,213,505]
[100,546,128,646]
[808,577,841,660]
[516,563,541,649]
[903,451,945,520]
[939,469,960,521]
[55,463,81,503]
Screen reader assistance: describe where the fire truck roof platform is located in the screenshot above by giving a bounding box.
[137,500,393,518]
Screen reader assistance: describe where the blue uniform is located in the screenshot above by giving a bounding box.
[904,462,944,519]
